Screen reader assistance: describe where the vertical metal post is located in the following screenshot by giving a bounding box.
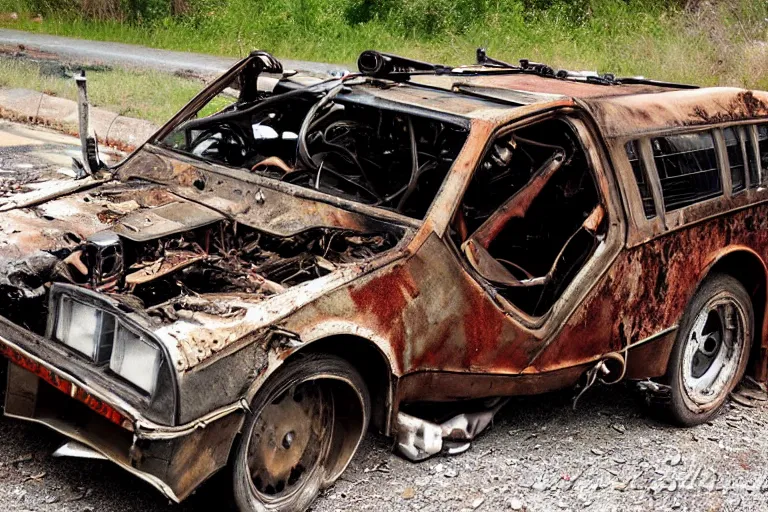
[75,70,103,175]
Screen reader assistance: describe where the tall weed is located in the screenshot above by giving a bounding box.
[0,0,767,88]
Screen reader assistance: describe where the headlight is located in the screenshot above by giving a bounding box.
[109,324,161,395]
[52,291,162,396]
[55,296,115,363]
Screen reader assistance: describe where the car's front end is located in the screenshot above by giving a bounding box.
[0,167,409,499]
[1,301,197,501]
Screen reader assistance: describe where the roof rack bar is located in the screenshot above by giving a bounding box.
[354,49,697,89]
[519,59,556,77]
[358,50,450,78]
[615,77,699,89]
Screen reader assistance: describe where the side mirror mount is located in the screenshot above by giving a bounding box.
[73,70,107,179]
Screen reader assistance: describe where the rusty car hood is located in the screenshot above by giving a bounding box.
[0,141,411,276]
[0,160,407,372]
[0,180,214,260]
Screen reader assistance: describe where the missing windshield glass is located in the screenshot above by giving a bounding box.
[158,70,468,219]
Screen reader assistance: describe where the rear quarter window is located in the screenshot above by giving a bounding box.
[757,125,768,182]
[651,131,721,211]
[624,141,656,219]
[723,127,746,193]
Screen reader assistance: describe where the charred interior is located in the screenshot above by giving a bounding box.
[158,70,468,219]
[454,118,604,316]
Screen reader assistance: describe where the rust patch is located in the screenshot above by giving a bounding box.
[461,281,505,370]
[408,322,455,369]
[348,264,417,360]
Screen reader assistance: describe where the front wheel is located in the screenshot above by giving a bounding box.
[232,354,370,512]
[662,273,753,426]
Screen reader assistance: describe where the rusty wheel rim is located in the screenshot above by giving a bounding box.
[245,380,333,503]
[682,293,746,406]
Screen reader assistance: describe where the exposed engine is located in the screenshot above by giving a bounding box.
[118,221,395,316]
[0,189,398,336]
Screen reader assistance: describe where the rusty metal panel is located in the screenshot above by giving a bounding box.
[582,88,768,139]
[112,202,224,242]
[119,149,419,237]
[531,204,768,375]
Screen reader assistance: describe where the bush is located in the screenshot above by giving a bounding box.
[1,0,768,90]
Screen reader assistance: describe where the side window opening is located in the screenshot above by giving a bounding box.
[453,118,604,317]
[624,140,656,219]
[747,127,760,188]
[723,127,746,194]
[757,125,768,184]
[651,131,721,211]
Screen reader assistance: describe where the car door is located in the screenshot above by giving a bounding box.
[447,112,626,373]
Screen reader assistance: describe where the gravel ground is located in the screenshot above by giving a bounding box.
[0,384,765,512]
[1,122,767,512]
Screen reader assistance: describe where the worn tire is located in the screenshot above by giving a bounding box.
[232,354,370,512]
[661,273,753,426]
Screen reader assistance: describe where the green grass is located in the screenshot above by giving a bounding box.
[0,56,204,123]
[0,0,767,94]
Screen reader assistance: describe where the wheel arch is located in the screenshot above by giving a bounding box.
[284,335,395,435]
[703,246,768,380]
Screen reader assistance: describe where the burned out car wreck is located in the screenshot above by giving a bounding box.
[3,49,768,511]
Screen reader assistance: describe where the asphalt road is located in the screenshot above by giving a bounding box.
[1,122,768,512]
[0,28,345,78]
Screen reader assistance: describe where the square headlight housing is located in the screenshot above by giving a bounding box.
[51,289,164,397]
[109,324,162,395]
[54,295,115,363]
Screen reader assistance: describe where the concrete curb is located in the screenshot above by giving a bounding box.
[0,87,158,150]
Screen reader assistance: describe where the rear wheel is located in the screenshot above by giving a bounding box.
[662,274,753,426]
[232,354,370,512]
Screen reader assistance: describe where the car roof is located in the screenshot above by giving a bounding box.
[580,87,768,138]
[410,72,672,99]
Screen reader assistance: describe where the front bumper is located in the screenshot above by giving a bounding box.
[0,317,245,502]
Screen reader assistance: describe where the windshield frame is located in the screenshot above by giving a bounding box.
[145,55,473,223]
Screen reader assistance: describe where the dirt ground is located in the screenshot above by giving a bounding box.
[1,121,767,512]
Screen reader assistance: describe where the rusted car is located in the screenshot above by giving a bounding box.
[1,49,768,511]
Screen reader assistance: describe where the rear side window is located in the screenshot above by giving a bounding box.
[758,125,768,182]
[624,141,656,219]
[723,127,746,193]
[651,132,721,211]
[747,127,760,187]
